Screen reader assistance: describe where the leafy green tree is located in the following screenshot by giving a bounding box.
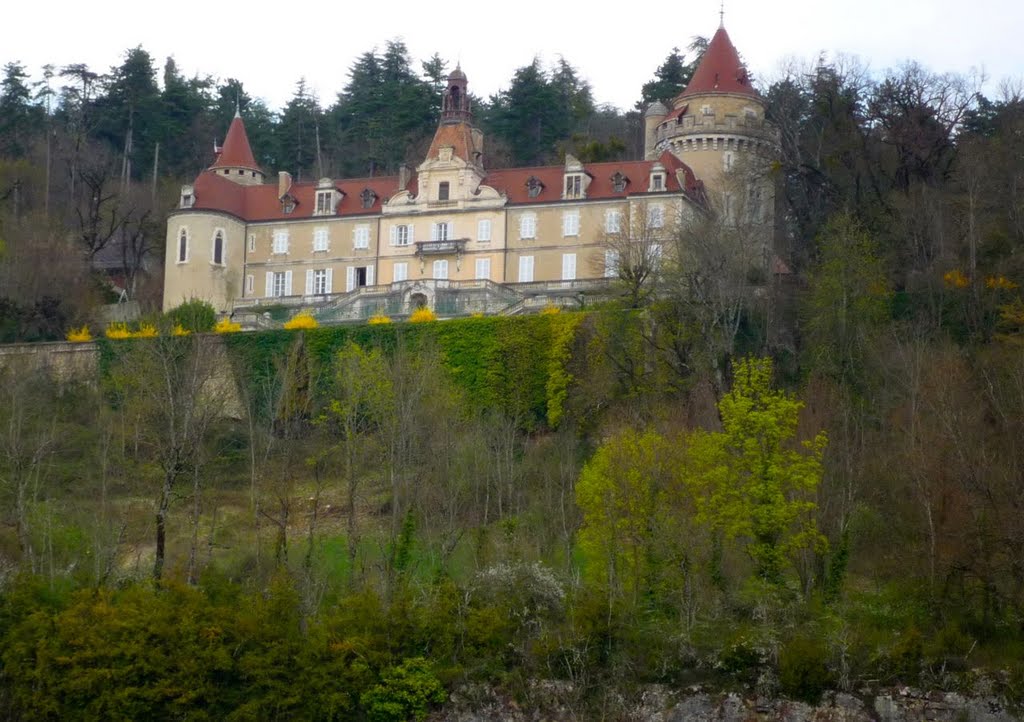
[277,78,322,180]
[637,40,704,109]
[683,356,827,584]
[359,657,446,722]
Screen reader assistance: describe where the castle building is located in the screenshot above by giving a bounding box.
[163,24,777,322]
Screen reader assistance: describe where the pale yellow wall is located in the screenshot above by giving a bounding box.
[163,212,246,312]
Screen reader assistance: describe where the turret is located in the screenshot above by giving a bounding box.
[208,109,265,186]
[644,100,668,159]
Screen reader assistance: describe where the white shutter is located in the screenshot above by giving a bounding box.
[478,219,491,241]
[394,262,408,282]
[519,255,534,282]
[446,222,454,239]
[562,253,576,281]
[284,270,293,296]
[605,250,619,278]
[346,267,356,292]
[305,269,314,296]
[389,226,397,245]
[475,257,490,280]
[366,266,374,286]
[265,271,274,298]
[431,223,439,241]
[325,268,333,294]
[408,225,415,244]
[433,260,448,279]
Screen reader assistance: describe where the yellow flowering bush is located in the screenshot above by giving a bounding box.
[105,322,132,340]
[409,307,437,323]
[368,314,392,325]
[943,269,970,289]
[214,318,242,334]
[985,275,1018,291]
[66,326,92,343]
[172,323,191,336]
[283,312,319,330]
[539,304,561,316]
[133,323,158,338]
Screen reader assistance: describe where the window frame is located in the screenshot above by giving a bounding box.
[272,229,290,255]
[562,210,580,237]
[211,229,225,265]
[519,214,537,240]
[353,224,370,250]
[177,227,189,264]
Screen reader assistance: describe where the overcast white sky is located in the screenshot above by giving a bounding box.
[5,0,1023,112]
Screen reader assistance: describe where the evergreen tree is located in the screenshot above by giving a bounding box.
[276,78,322,180]
[0,62,42,158]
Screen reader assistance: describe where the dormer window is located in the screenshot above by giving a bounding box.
[281,195,296,214]
[438,181,450,201]
[649,170,665,192]
[564,173,584,199]
[180,185,194,209]
[611,172,628,193]
[526,176,544,199]
[360,188,377,209]
[315,190,335,215]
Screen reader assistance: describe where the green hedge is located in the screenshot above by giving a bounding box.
[222,314,584,431]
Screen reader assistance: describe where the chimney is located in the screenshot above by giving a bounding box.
[277,171,292,199]
[398,164,411,191]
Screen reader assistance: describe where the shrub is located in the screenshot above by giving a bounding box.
[214,318,242,334]
[360,657,446,722]
[368,314,392,325]
[172,323,190,336]
[65,326,92,342]
[283,312,319,330]
[133,323,158,338]
[104,322,132,340]
[539,303,561,315]
[165,299,216,333]
[409,307,437,323]
[778,634,834,703]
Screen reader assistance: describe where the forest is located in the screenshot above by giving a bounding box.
[1,36,1024,721]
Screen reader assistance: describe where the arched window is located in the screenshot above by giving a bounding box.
[213,230,224,265]
[178,228,188,263]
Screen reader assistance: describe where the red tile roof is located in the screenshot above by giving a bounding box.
[186,153,703,221]
[679,26,757,99]
[209,115,263,173]
[426,121,479,163]
[484,151,704,205]
[190,172,407,222]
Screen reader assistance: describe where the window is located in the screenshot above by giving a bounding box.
[248,234,255,252]
[272,229,289,254]
[360,188,376,209]
[562,253,576,281]
[315,190,334,215]
[724,151,734,172]
[431,222,454,241]
[477,219,491,242]
[282,199,296,214]
[564,173,583,199]
[346,266,374,291]
[605,210,621,234]
[308,268,330,295]
[438,181,450,201]
[180,192,193,208]
[526,176,543,198]
[432,259,449,279]
[604,250,619,278]
[246,274,254,294]
[611,172,627,193]
[353,224,370,250]
[212,230,224,265]
[562,210,580,237]
[724,192,734,223]
[393,262,408,282]
[650,173,664,191]
[391,224,413,246]
[519,214,536,240]
[701,104,713,115]
[648,205,664,229]
[313,228,329,252]
[518,255,534,282]
[177,228,188,263]
[475,257,491,280]
[266,270,291,298]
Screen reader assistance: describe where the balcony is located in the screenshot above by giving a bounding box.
[415,239,467,256]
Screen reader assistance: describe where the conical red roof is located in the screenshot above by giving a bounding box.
[679,26,757,99]
[210,114,262,173]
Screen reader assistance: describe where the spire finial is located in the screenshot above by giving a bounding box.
[719,0,725,27]
[234,94,240,119]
